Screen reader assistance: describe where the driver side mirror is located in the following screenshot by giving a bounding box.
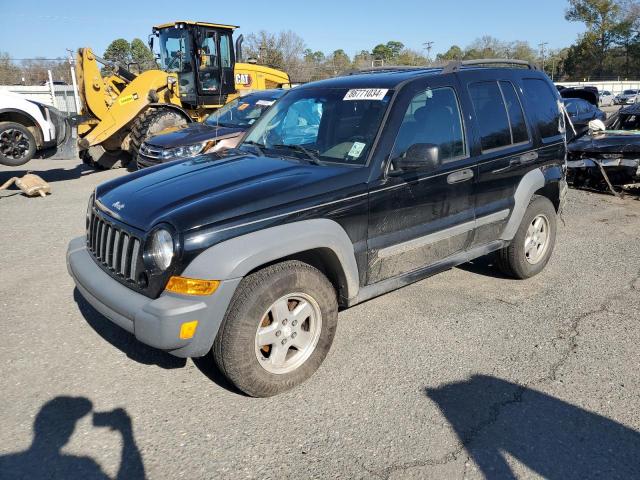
[391,143,440,174]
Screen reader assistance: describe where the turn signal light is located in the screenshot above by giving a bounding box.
[179,320,198,339]
[165,276,220,296]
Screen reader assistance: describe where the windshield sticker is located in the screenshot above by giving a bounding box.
[256,100,276,107]
[238,103,250,111]
[343,89,389,101]
[348,142,366,158]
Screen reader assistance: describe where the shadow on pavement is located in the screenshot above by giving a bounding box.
[192,353,246,396]
[0,163,97,187]
[426,375,640,479]
[457,254,511,280]
[74,288,186,370]
[0,396,145,480]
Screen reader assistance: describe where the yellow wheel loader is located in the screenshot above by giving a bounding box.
[76,21,290,168]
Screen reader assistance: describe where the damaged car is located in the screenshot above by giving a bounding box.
[567,103,640,191]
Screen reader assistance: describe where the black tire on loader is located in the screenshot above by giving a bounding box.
[81,145,131,170]
[129,108,189,156]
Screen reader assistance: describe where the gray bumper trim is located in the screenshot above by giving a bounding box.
[67,236,239,358]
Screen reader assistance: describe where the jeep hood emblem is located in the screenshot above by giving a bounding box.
[112,201,125,211]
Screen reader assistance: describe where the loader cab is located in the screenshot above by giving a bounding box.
[152,21,238,108]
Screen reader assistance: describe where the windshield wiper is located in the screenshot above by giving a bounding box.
[242,141,266,156]
[272,144,322,165]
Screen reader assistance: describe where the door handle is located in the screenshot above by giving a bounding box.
[447,168,474,184]
[510,151,539,166]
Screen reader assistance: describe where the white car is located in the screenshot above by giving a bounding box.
[0,91,69,166]
[615,89,640,105]
[599,90,615,107]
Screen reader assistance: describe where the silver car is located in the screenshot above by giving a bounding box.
[615,89,639,105]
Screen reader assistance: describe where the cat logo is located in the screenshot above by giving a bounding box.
[235,73,252,87]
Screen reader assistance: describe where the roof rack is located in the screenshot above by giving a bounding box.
[442,59,539,74]
[346,66,440,76]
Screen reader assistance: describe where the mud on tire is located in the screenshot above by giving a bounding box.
[213,260,338,397]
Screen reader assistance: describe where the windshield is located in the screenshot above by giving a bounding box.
[205,93,283,128]
[623,90,638,95]
[158,28,192,73]
[242,87,392,165]
[619,113,640,130]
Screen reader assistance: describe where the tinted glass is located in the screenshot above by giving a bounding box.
[469,82,511,151]
[243,87,392,165]
[500,81,529,144]
[523,78,561,140]
[205,92,284,128]
[391,87,466,165]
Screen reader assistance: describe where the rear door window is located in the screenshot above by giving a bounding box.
[469,81,530,152]
[499,81,529,144]
[468,82,511,151]
[522,78,562,140]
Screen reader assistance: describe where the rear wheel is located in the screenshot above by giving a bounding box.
[0,122,36,167]
[497,196,557,279]
[129,108,188,156]
[213,261,338,397]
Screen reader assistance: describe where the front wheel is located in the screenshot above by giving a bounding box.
[497,195,557,279]
[213,261,338,397]
[0,122,36,167]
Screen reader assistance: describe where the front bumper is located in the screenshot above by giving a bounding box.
[67,237,240,358]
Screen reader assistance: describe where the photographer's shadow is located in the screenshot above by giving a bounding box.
[426,375,640,479]
[0,396,145,480]
[73,288,186,369]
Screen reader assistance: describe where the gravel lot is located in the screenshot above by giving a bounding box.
[1,159,639,479]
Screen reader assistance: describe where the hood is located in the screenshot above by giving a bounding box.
[95,153,363,233]
[568,132,640,155]
[145,123,245,148]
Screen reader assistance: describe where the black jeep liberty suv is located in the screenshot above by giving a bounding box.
[68,60,567,397]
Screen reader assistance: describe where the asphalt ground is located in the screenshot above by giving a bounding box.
[1,159,639,479]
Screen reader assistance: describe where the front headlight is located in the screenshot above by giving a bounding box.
[161,142,207,160]
[147,228,174,271]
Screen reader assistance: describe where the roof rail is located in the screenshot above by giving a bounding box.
[442,59,539,74]
[346,66,439,76]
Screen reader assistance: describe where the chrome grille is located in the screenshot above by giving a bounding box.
[139,142,163,159]
[87,211,141,281]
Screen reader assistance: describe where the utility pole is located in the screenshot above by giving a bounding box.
[423,41,434,65]
[538,42,549,73]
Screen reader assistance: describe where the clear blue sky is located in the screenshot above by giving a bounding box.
[0,0,585,59]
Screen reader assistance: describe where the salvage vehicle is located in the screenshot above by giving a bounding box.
[76,21,290,169]
[615,89,639,105]
[137,89,286,169]
[0,92,70,166]
[567,103,640,191]
[560,87,606,138]
[67,59,567,397]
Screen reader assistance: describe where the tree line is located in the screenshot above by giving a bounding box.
[0,0,638,86]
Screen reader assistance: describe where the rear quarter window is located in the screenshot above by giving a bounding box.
[522,78,562,141]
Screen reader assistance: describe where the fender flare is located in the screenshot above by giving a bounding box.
[500,168,545,241]
[0,108,45,146]
[182,219,360,300]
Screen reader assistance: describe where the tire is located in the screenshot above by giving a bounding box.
[129,108,188,156]
[213,260,338,397]
[0,121,37,167]
[497,195,557,279]
[81,145,131,170]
